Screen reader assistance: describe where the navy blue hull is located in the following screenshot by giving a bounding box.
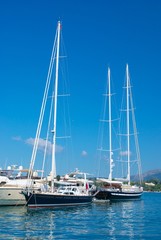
[23,192,93,208]
[95,190,143,201]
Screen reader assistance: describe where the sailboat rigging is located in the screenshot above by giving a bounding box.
[22,21,94,208]
[95,65,143,201]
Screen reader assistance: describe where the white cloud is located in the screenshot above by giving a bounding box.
[25,137,64,154]
[81,150,87,157]
[55,144,64,153]
[12,135,64,154]
[120,151,131,156]
[12,136,22,141]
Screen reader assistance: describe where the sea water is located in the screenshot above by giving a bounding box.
[0,192,161,239]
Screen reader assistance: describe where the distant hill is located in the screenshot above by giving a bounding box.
[131,169,161,182]
[96,169,161,182]
[142,169,161,181]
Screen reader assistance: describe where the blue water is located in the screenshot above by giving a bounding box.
[0,192,161,239]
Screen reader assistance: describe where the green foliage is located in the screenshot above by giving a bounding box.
[56,175,61,181]
[142,179,161,192]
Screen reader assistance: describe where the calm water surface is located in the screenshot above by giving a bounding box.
[0,192,161,239]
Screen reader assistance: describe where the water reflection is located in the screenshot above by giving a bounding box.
[0,206,27,239]
[0,202,144,239]
[1,194,161,239]
[104,200,145,239]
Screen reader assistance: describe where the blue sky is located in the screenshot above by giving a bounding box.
[0,0,161,177]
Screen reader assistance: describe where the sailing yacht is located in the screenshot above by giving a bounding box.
[22,21,94,208]
[95,66,143,201]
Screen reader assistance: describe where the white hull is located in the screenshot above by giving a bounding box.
[0,178,46,206]
[0,187,26,206]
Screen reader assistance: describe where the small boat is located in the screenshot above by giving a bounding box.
[22,21,95,208]
[95,66,143,201]
[0,165,45,206]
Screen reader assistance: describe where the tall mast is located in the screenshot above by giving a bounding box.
[126,64,130,184]
[108,68,113,181]
[28,22,59,182]
[51,21,61,191]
